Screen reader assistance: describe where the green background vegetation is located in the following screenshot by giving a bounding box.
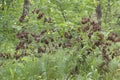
[0,0,120,80]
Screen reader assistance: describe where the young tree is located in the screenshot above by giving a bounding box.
[96,0,102,25]
[19,0,30,22]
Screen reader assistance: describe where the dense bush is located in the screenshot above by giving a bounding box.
[0,0,120,80]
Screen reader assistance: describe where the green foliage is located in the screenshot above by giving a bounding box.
[0,0,120,80]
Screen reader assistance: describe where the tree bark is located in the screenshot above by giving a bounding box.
[19,0,30,22]
[96,0,102,25]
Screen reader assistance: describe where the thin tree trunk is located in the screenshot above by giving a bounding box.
[19,0,30,22]
[96,0,102,25]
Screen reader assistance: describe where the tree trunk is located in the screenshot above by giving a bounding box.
[96,0,102,25]
[19,0,30,22]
